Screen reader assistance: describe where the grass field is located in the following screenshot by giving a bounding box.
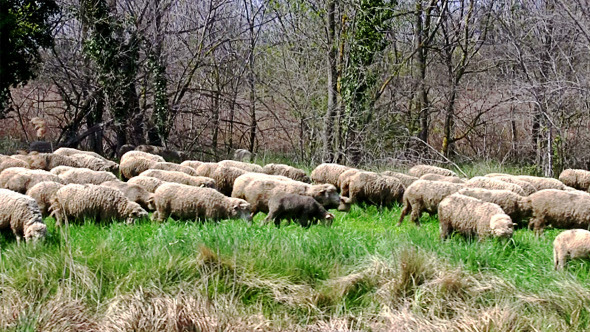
[1,200,590,331]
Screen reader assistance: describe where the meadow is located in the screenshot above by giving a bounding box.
[2,198,590,331]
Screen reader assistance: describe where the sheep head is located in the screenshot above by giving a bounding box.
[229,198,251,221]
[489,214,514,238]
[25,222,47,242]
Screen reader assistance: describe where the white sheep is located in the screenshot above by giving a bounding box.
[26,181,65,217]
[558,169,590,191]
[139,169,215,188]
[398,179,464,226]
[408,165,457,178]
[553,229,590,270]
[0,188,47,242]
[58,168,118,185]
[218,160,263,173]
[127,176,167,193]
[150,162,199,176]
[465,176,526,196]
[310,163,352,187]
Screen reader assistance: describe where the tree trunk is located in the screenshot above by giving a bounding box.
[322,0,338,162]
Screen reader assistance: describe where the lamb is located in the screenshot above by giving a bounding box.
[67,153,119,174]
[233,148,253,162]
[438,193,515,240]
[0,189,47,243]
[514,175,567,191]
[232,173,345,215]
[180,160,203,170]
[408,165,457,178]
[524,189,590,234]
[465,177,526,196]
[310,163,352,187]
[49,184,148,226]
[262,163,311,183]
[120,150,165,164]
[58,168,118,185]
[100,180,155,211]
[139,169,216,188]
[2,169,64,194]
[50,165,75,176]
[337,168,362,196]
[152,182,251,222]
[265,193,334,227]
[194,162,219,178]
[397,179,464,226]
[0,155,29,172]
[127,176,167,193]
[558,169,590,191]
[120,156,157,180]
[483,175,537,196]
[150,162,199,176]
[218,160,263,173]
[553,229,590,270]
[25,181,65,216]
[420,173,465,184]
[381,171,418,189]
[348,172,404,207]
[458,187,528,224]
[211,166,249,196]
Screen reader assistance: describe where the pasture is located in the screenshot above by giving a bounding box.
[1,202,589,331]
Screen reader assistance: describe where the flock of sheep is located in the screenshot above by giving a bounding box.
[2,147,590,270]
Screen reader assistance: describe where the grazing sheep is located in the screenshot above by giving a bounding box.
[514,175,567,191]
[50,165,75,176]
[524,189,590,234]
[0,188,47,242]
[127,176,167,193]
[0,155,29,172]
[381,171,418,189]
[338,169,362,196]
[559,169,590,191]
[152,182,251,222]
[120,156,157,180]
[14,153,81,171]
[53,147,106,160]
[67,153,119,174]
[232,173,344,215]
[553,229,590,270]
[194,162,219,178]
[120,150,165,164]
[483,175,537,196]
[211,166,249,196]
[100,180,155,211]
[49,184,148,226]
[438,193,515,240]
[3,169,63,194]
[262,163,311,183]
[465,177,526,196]
[218,160,263,173]
[58,168,118,185]
[408,165,457,178]
[135,144,187,162]
[233,148,253,162]
[398,180,464,226]
[420,173,465,184]
[26,181,65,216]
[458,187,527,224]
[310,163,352,187]
[265,193,334,227]
[150,162,199,176]
[0,167,29,188]
[180,160,203,170]
[139,169,215,188]
[348,172,404,207]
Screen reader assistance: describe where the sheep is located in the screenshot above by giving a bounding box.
[381,171,418,189]
[58,168,118,185]
[558,169,590,191]
[117,144,136,159]
[135,144,187,162]
[49,184,148,226]
[152,182,251,222]
[514,175,567,191]
[25,181,65,216]
[232,173,345,215]
[67,153,119,174]
[483,175,537,196]
[458,187,528,224]
[0,167,29,188]
[150,162,199,176]
[338,168,362,196]
[262,163,311,183]
[438,193,515,240]
[218,160,263,173]
[120,156,157,180]
[348,172,404,207]
[180,160,203,170]
[120,150,165,164]
[553,229,590,270]
[50,165,75,176]
[99,180,155,211]
[233,148,253,162]
[310,163,353,187]
[14,153,81,171]
[0,189,46,243]
[53,147,106,161]
[420,173,465,184]
[524,189,590,234]
[398,180,464,226]
[465,177,526,196]
[0,155,29,172]
[194,162,219,178]
[408,165,457,178]
[265,193,334,227]
[2,169,64,194]
[127,176,167,193]
[211,166,249,196]
[139,169,215,188]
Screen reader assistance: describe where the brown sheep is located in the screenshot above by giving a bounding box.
[265,193,334,227]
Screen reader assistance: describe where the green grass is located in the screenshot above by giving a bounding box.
[2,204,590,331]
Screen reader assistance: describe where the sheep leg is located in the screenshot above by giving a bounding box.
[409,203,423,227]
[439,223,451,240]
[397,201,411,226]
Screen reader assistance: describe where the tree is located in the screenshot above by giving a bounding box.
[0,0,58,115]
